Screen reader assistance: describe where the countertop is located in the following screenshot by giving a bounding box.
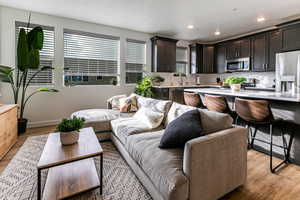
[152,85,218,89]
[184,88,300,102]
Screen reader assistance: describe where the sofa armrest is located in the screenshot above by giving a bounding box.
[183,127,247,200]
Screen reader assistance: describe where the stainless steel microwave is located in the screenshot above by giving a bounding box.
[226,57,250,72]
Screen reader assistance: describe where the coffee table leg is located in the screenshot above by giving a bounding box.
[100,154,103,195]
[37,168,41,200]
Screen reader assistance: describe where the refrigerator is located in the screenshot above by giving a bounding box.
[275,50,300,93]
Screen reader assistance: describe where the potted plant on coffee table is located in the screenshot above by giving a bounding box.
[57,116,85,145]
[151,75,165,86]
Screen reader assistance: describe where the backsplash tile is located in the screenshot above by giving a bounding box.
[151,72,276,88]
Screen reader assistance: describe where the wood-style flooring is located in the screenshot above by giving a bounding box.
[1,125,300,200]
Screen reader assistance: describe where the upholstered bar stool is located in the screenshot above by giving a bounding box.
[204,94,237,120]
[235,98,294,173]
[183,92,205,108]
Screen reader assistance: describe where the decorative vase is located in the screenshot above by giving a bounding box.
[18,118,28,135]
[231,84,241,92]
[60,131,79,145]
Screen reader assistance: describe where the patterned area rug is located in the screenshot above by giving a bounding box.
[0,135,152,200]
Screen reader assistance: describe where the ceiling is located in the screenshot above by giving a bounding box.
[1,0,300,42]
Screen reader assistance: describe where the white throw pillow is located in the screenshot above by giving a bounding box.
[166,102,197,125]
[133,107,164,129]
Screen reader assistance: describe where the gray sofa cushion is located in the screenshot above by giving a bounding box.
[71,109,134,132]
[111,117,163,144]
[126,131,189,200]
[166,102,233,134]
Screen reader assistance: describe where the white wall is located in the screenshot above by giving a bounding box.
[0,6,152,127]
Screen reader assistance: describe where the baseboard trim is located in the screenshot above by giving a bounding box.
[28,119,60,128]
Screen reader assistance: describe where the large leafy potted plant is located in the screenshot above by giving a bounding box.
[134,76,154,97]
[0,15,59,134]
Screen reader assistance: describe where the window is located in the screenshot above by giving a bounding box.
[176,47,188,73]
[15,22,55,86]
[63,29,120,86]
[126,39,146,84]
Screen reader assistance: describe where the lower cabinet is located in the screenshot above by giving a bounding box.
[0,105,18,160]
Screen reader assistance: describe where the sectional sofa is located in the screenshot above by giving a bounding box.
[72,94,248,200]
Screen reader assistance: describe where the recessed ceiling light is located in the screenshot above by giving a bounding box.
[257,17,265,22]
[215,31,221,36]
[187,25,194,29]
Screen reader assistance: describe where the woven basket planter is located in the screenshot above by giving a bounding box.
[60,131,79,145]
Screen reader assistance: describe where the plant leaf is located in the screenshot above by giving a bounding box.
[17,28,29,71]
[37,88,59,92]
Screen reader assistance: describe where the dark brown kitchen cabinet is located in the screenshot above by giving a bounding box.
[202,45,215,73]
[251,33,267,72]
[226,40,240,60]
[267,30,282,71]
[151,36,178,72]
[225,38,250,60]
[281,23,300,52]
[240,38,251,58]
[215,43,226,73]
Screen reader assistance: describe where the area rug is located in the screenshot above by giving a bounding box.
[0,135,152,200]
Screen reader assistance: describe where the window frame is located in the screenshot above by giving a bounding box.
[125,39,146,85]
[63,28,121,87]
[176,47,188,74]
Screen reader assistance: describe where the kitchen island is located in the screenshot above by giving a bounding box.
[185,87,300,165]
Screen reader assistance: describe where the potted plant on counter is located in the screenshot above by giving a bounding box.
[152,75,165,86]
[224,77,247,92]
[57,116,85,145]
[0,14,59,134]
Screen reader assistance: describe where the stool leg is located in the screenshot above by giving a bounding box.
[246,123,251,148]
[251,126,258,148]
[270,124,274,173]
[286,131,295,163]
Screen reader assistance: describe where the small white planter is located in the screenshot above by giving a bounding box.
[231,84,241,92]
[60,131,79,145]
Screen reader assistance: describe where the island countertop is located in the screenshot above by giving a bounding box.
[184,88,300,102]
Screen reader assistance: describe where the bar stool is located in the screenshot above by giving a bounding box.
[235,98,294,173]
[204,94,237,120]
[184,92,204,108]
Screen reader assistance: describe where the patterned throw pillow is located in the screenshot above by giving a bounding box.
[107,94,127,110]
[119,96,138,113]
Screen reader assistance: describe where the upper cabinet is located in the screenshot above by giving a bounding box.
[267,30,282,71]
[225,38,250,60]
[189,43,214,74]
[215,43,226,73]
[151,36,178,72]
[202,45,215,73]
[281,23,300,52]
[251,33,268,72]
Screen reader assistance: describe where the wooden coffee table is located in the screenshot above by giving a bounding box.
[37,127,103,200]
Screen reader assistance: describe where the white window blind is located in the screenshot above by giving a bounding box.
[126,39,146,84]
[15,22,54,86]
[176,47,188,73]
[64,29,120,86]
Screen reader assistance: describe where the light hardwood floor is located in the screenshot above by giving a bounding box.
[1,125,300,200]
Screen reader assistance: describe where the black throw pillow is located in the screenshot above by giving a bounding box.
[159,109,204,149]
